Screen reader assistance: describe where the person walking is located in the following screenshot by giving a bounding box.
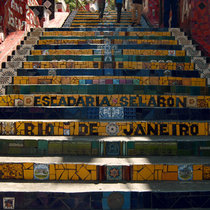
[97,0,106,20]
[115,0,123,23]
[164,0,178,28]
[131,0,148,26]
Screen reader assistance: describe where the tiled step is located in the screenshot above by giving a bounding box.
[17,68,200,77]
[30,49,186,56]
[0,107,209,120]
[5,84,210,95]
[0,120,208,136]
[0,156,209,182]
[0,94,209,108]
[0,136,210,156]
[44,27,169,32]
[32,44,183,50]
[37,38,178,45]
[39,35,177,40]
[12,76,207,86]
[20,61,195,70]
[1,183,210,209]
[42,31,172,37]
[25,55,193,63]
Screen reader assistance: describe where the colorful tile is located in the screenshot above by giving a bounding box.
[107,166,122,181]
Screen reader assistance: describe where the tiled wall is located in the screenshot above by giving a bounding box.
[144,0,161,27]
[179,0,210,56]
[147,0,210,55]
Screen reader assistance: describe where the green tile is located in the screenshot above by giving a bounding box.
[162,143,177,155]
[133,79,140,85]
[8,147,22,155]
[38,140,48,155]
[0,141,8,155]
[63,142,91,155]
[177,142,193,155]
[48,142,63,155]
[24,140,37,148]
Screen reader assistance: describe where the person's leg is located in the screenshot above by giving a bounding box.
[99,2,105,19]
[117,3,123,22]
[164,0,171,27]
[136,3,142,25]
[171,0,178,27]
[132,3,137,23]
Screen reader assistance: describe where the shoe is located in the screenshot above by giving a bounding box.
[117,20,120,23]
[131,22,135,26]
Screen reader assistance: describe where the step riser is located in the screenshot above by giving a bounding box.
[0,191,209,209]
[1,140,210,156]
[33,45,182,50]
[39,35,176,40]
[0,121,209,136]
[0,162,207,182]
[22,61,195,70]
[5,85,210,95]
[12,76,206,86]
[0,94,209,108]
[38,39,178,45]
[44,28,170,32]
[26,55,192,63]
[0,107,209,120]
[17,69,200,77]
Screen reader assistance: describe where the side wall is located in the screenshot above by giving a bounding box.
[0,0,41,40]
[144,0,210,56]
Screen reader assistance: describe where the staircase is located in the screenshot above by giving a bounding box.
[0,10,210,209]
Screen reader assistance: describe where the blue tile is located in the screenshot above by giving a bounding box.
[106,142,120,156]
[104,69,113,76]
[79,80,86,85]
[113,79,120,84]
[107,166,122,181]
[85,80,93,84]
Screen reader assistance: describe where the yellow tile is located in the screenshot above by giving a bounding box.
[155,164,163,170]
[133,165,142,171]
[193,165,203,180]
[71,173,80,180]
[86,165,96,170]
[23,163,34,170]
[90,171,97,180]
[138,165,154,180]
[24,170,34,180]
[55,169,64,180]
[162,172,178,180]
[167,165,178,172]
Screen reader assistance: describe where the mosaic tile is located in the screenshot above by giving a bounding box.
[186,97,197,108]
[111,107,124,119]
[34,164,49,180]
[107,166,122,181]
[106,142,121,156]
[99,107,112,119]
[178,165,193,181]
[106,123,120,136]
[24,96,34,106]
